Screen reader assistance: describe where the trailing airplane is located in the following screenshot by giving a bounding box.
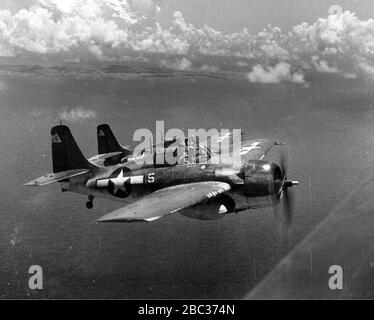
[25,125,299,223]
[93,124,133,166]
[93,123,211,168]
[94,123,177,165]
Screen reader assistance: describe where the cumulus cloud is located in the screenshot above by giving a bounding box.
[287,11,374,78]
[160,57,192,71]
[0,2,297,60]
[358,61,374,77]
[59,107,97,122]
[198,64,220,73]
[0,0,158,58]
[311,56,338,73]
[1,3,374,81]
[247,62,305,84]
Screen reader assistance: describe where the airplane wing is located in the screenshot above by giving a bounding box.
[97,181,231,222]
[239,138,275,163]
[24,169,89,186]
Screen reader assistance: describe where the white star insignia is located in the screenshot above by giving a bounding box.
[109,169,130,194]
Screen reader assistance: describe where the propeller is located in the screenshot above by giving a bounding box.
[276,148,299,226]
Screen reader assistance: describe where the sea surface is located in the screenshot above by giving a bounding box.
[1,67,374,298]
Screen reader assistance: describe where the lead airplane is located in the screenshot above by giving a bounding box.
[25,125,299,223]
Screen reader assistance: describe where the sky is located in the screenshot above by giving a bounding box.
[1,0,374,31]
[160,0,374,32]
[1,0,374,84]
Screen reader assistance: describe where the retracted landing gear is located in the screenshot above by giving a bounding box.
[86,195,94,209]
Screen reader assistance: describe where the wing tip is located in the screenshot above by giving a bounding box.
[97,214,162,223]
[97,215,116,223]
[24,180,41,186]
[96,218,111,223]
[97,216,146,223]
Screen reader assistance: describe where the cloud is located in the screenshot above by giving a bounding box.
[236,61,249,67]
[247,62,305,84]
[343,73,357,79]
[1,4,374,81]
[311,56,338,73]
[160,57,192,71]
[58,107,97,122]
[198,64,220,73]
[0,0,158,58]
[287,11,374,78]
[358,61,374,77]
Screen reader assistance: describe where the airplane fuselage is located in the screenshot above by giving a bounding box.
[61,161,281,220]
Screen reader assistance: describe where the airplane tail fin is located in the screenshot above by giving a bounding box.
[97,124,131,156]
[51,125,92,173]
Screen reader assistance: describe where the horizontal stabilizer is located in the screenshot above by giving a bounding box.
[144,216,163,222]
[24,169,89,186]
[88,151,123,162]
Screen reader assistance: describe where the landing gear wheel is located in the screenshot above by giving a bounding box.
[86,195,94,209]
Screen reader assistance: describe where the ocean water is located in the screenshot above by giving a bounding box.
[1,69,374,298]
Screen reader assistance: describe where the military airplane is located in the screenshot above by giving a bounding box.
[93,123,208,168]
[91,124,133,166]
[25,125,299,223]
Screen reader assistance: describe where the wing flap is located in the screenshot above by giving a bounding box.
[24,169,89,186]
[97,181,231,222]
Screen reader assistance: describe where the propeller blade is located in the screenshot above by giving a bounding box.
[280,148,287,179]
[277,146,297,227]
[283,187,294,226]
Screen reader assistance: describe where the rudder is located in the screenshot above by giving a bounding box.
[51,125,90,173]
[97,124,130,155]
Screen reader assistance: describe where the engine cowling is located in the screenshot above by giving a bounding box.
[241,160,282,201]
